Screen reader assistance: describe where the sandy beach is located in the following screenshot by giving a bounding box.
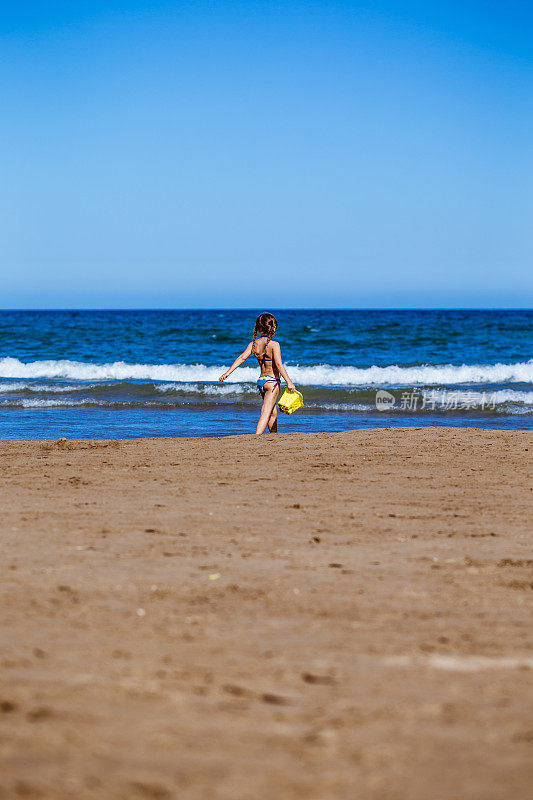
[1,427,532,800]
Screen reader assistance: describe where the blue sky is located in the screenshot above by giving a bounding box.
[1,1,532,308]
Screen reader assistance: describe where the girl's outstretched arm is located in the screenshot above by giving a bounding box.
[219,342,253,382]
[272,342,296,391]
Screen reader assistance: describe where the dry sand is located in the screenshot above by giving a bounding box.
[0,427,532,800]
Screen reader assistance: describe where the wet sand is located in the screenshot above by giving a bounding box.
[1,427,532,800]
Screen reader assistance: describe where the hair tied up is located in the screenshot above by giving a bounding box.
[252,312,278,359]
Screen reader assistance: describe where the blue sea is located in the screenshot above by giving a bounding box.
[1,309,532,439]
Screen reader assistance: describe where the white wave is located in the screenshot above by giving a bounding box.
[0,358,235,383]
[156,382,256,396]
[309,403,370,412]
[288,361,533,386]
[2,388,532,412]
[0,382,26,393]
[0,398,88,408]
[1,357,532,386]
[0,381,98,394]
[311,389,533,413]
[406,388,533,406]
[1,398,181,409]
[455,389,531,403]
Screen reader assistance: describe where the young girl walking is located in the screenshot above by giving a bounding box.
[219,313,296,434]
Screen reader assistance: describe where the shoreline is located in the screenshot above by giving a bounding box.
[3,421,532,443]
[1,427,532,799]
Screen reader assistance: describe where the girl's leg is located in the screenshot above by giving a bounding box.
[255,385,279,435]
[268,403,278,433]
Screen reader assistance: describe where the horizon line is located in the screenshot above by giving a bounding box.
[1,307,533,312]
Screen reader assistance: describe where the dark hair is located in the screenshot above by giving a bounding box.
[252,312,278,359]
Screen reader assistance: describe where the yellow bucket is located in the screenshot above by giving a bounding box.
[278,389,304,414]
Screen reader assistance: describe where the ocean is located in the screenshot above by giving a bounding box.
[1,309,532,439]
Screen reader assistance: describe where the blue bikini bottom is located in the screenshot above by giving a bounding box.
[257,376,281,392]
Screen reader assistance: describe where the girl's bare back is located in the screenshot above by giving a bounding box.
[253,336,279,379]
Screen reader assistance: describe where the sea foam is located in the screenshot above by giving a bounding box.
[1,357,532,386]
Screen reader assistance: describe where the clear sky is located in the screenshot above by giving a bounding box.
[1,1,532,308]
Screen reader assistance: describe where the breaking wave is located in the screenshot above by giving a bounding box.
[1,388,531,414]
[1,357,532,386]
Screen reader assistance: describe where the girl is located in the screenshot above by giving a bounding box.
[219,312,296,434]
